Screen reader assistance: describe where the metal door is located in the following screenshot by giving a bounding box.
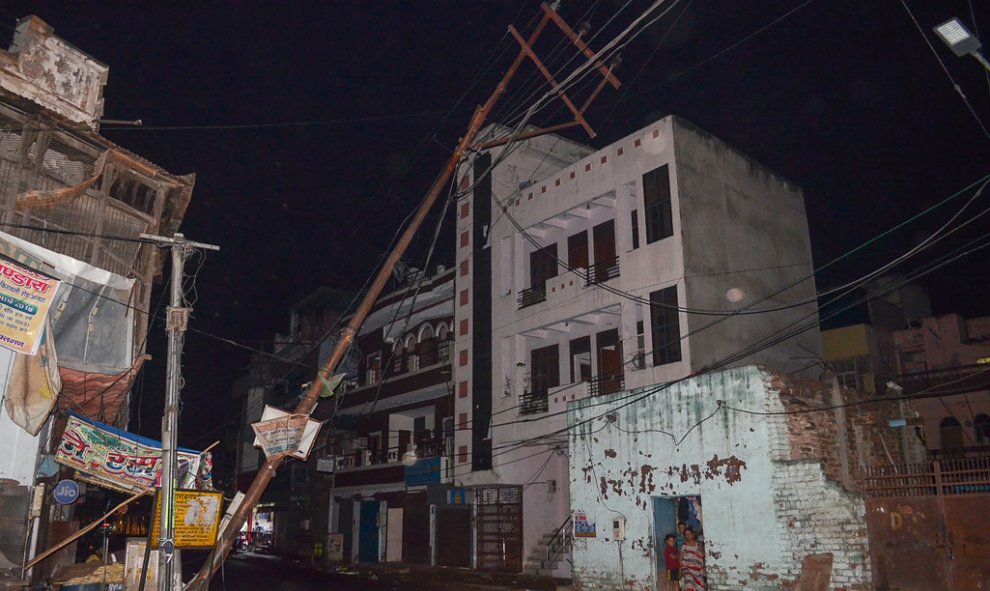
[358,500,379,563]
[402,493,430,564]
[865,456,990,590]
[436,507,471,567]
[476,486,522,572]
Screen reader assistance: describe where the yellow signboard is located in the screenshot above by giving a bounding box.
[151,489,223,549]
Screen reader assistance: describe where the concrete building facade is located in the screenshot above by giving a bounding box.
[453,116,821,573]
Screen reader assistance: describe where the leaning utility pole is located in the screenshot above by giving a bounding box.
[188,4,620,588]
[142,232,220,591]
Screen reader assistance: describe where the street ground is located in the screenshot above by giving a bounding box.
[179,551,563,591]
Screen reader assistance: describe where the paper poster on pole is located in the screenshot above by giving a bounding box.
[251,405,321,460]
[150,489,223,549]
[0,256,60,355]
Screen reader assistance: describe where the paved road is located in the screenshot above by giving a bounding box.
[181,552,443,591]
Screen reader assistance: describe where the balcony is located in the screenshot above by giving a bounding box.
[517,284,547,309]
[588,372,624,397]
[586,257,620,285]
[520,386,549,415]
[894,364,990,398]
[334,437,447,471]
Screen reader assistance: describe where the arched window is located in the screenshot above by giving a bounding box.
[405,334,419,372]
[419,324,438,365]
[975,414,990,445]
[437,323,449,342]
[939,416,963,455]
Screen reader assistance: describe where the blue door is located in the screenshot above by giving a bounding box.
[653,497,677,589]
[358,500,380,563]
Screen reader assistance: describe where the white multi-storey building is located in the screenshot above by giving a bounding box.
[452,115,820,574]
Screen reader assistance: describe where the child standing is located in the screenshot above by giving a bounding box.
[663,533,680,591]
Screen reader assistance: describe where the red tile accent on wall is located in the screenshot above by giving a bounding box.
[460,202,470,219]
[460,260,469,276]
[459,349,468,366]
[653,129,660,138]
[458,445,469,464]
[459,289,469,306]
[460,231,469,248]
[541,186,546,194]
[634,138,642,147]
[617,147,624,156]
[459,319,469,336]
[458,413,468,430]
[600,155,607,164]
[458,381,468,398]
[585,163,592,172]
[570,171,575,179]
[555,179,560,186]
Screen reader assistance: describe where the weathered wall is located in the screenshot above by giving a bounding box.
[672,117,821,377]
[568,366,881,591]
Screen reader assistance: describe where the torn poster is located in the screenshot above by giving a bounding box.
[3,319,61,435]
[251,405,321,460]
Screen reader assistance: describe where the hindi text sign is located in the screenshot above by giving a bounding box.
[151,489,224,549]
[0,257,60,355]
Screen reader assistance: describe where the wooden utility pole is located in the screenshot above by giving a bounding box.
[188,4,619,588]
[141,233,219,591]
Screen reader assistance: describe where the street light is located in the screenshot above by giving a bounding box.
[934,17,990,72]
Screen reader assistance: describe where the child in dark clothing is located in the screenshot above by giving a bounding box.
[663,533,680,591]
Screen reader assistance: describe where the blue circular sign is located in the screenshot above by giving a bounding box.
[53,479,79,505]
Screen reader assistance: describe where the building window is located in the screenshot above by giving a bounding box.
[589,219,619,284]
[522,344,558,415]
[633,319,645,369]
[567,231,589,272]
[631,209,640,250]
[643,165,673,243]
[939,417,963,455]
[366,352,381,384]
[975,414,990,445]
[650,286,682,366]
[569,336,592,383]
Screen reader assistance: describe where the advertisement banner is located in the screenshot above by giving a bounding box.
[150,489,223,549]
[0,256,60,355]
[55,413,212,495]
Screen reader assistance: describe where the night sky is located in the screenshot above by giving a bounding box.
[2,1,987,454]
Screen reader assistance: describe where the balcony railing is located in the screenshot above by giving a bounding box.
[588,372,624,397]
[586,257,620,285]
[517,284,547,309]
[333,437,447,471]
[894,364,990,398]
[520,387,549,415]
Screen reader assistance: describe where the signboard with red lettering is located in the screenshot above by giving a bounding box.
[0,256,60,355]
[55,413,212,495]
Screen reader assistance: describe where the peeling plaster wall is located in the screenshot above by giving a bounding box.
[567,366,873,591]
